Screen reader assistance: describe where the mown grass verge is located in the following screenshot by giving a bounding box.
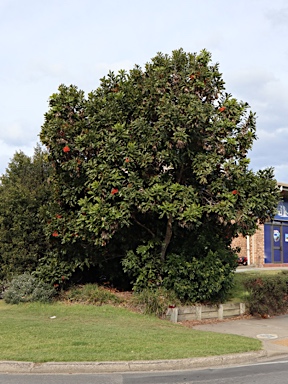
[0,301,261,362]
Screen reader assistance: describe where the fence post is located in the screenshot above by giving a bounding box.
[240,303,245,315]
[170,307,178,323]
[218,304,223,320]
[196,305,202,321]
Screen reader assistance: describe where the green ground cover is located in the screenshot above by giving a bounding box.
[0,301,261,362]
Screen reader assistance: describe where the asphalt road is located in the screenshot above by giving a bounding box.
[2,359,288,384]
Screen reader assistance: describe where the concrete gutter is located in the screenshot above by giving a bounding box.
[0,351,268,374]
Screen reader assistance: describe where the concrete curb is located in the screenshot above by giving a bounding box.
[0,351,268,374]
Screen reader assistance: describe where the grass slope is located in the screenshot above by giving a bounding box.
[0,301,261,362]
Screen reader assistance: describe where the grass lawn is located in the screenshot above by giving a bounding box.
[0,301,261,362]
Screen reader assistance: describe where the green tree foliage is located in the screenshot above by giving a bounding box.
[40,49,280,301]
[0,146,52,280]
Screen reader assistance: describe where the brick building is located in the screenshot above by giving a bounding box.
[232,182,288,267]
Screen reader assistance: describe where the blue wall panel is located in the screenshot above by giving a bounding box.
[264,223,272,264]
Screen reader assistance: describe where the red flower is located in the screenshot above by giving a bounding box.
[111,188,119,195]
[218,107,226,112]
[52,231,59,237]
[63,146,70,153]
[232,190,238,195]
[55,214,62,219]
[125,157,130,163]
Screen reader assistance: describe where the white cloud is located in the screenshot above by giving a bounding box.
[226,68,278,97]
[273,163,288,183]
[0,121,38,146]
[266,6,288,27]
[0,139,37,176]
[25,61,70,83]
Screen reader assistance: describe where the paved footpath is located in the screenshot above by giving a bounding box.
[193,314,288,357]
[1,315,288,374]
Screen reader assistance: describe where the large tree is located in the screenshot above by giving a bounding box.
[40,49,279,301]
[0,146,51,280]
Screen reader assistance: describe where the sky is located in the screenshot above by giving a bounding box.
[1,0,288,181]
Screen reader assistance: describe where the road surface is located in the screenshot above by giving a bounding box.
[1,358,288,383]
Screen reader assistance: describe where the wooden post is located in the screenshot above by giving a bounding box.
[240,303,245,315]
[196,305,202,321]
[170,307,178,323]
[218,304,223,320]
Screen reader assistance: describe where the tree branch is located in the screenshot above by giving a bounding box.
[132,215,156,238]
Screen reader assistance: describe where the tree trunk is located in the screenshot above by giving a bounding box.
[161,214,173,262]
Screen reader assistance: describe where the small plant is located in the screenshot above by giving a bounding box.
[60,284,122,305]
[3,273,56,304]
[133,287,181,317]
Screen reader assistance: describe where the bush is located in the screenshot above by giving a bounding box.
[122,242,164,290]
[244,273,288,316]
[133,287,181,317]
[123,240,237,304]
[162,251,236,303]
[3,273,56,304]
[60,284,122,305]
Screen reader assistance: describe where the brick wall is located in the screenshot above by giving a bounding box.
[231,224,265,266]
[232,235,247,258]
[251,225,265,266]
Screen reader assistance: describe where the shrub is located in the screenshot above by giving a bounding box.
[122,242,164,291]
[3,273,56,304]
[244,273,288,316]
[123,241,236,304]
[34,252,86,286]
[60,284,122,305]
[133,287,181,317]
[162,251,236,303]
